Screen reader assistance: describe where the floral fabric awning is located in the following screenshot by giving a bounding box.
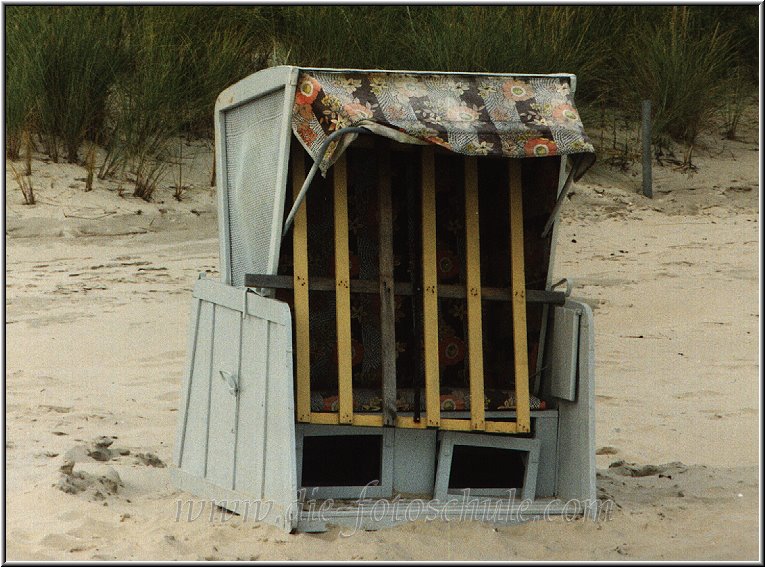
[291,70,595,179]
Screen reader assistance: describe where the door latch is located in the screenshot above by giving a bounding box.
[219,370,239,396]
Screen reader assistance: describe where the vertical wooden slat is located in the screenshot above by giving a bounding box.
[334,154,353,425]
[421,147,440,428]
[378,146,397,426]
[464,157,485,431]
[509,160,531,433]
[292,145,312,423]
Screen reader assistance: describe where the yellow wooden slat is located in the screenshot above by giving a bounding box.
[485,420,519,434]
[421,147,441,428]
[464,157,485,431]
[309,412,342,425]
[334,154,354,425]
[509,159,531,433]
[395,416,429,429]
[310,412,383,427]
[396,416,517,433]
[292,145,312,423]
[352,414,385,427]
[439,418,473,432]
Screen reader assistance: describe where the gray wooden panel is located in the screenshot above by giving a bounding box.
[262,318,298,528]
[177,299,215,476]
[194,276,290,324]
[215,66,298,286]
[173,295,202,467]
[172,467,292,533]
[233,316,269,495]
[377,146,397,426]
[205,303,242,488]
[434,432,540,502]
[393,429,437,496]
[534,416,558,498]
[550,306,579,401]
[246,287,293,325]
[173,279,297,532]
[556,299,596,502]
[296,496,573,533]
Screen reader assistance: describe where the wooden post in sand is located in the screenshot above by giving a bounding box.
[642,100,652,198]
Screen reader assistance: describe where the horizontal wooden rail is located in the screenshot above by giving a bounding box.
[244,274,565,305]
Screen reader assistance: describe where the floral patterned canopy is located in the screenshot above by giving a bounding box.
[291,69,595,179]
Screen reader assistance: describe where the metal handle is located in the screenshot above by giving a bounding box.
[541,168,575,239]
[281,126,372,241]
[219,370,239,396]
[550,278,573,297]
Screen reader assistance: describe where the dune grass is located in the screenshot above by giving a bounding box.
[9,159,35,205]
[616,7,737,165]
[5,7,39,161]
[4,5,758,198]
[5,7,128,164]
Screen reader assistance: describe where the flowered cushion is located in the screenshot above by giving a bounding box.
[310,388,546,413]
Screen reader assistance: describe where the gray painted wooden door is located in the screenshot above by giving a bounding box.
[172,276,298,532]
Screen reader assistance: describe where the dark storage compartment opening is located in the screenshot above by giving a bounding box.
[448,445,526,490]
[301,435,383,487]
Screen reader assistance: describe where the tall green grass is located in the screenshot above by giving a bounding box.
[5,11,28,159]
[719,68,755,141]
[266,6,405,69]
[99,8,195,198]
[616,7,736,164]
[4,5,759,195]
[399,7,609,87]
[5,7,128,163]
[119,7,265,199]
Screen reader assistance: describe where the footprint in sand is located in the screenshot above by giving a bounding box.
[596,446,619,456]
[673,390,721,400]
[39,405,73,414]
[595,394,618,405]
[53,435,145,500]
[607,460,687,478]
[133,452,166,468]
[155,390,179,402]
[56,460,123,500]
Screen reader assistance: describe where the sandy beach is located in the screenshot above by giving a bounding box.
[4,105,760,560]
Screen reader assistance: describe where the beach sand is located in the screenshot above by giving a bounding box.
[4,108,760,560]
